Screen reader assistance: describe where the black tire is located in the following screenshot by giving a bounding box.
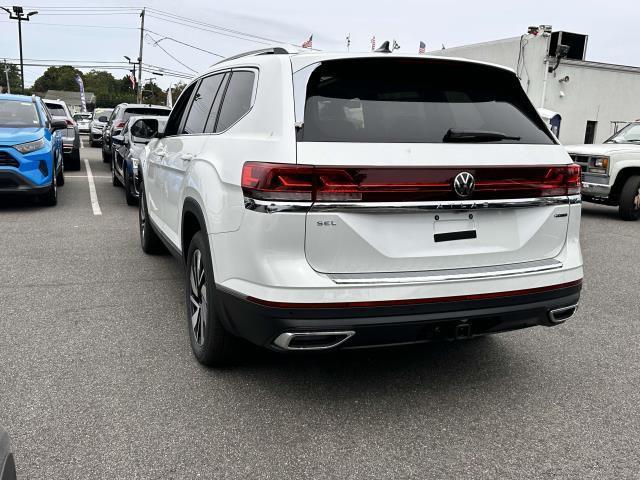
[69,149,81,171]
[618,175,640,221]
[124,169,138,206]
[111,154,120,187]
[56,157,65,187]
[40,169,58,206]
[102,144,110,163]
[138,181,165,254]
[89,137,94,148]
[185,231,237,366]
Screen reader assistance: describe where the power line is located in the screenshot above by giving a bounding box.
[146,14,273,47]
[145,29,224,58]
[146,7,298,47]
[145,33,197,73]
[0,19,138,29]
[36,12,139,16]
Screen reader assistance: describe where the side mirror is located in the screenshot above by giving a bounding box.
[50,119,67,131]
[98,116,108,122]
[112,135,125,145]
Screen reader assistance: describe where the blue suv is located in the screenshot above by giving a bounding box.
[0,94,67,205]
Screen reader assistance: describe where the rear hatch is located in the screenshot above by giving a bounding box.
[293,58,578,275]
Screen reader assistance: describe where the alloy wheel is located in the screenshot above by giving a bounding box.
[189,249,207,346]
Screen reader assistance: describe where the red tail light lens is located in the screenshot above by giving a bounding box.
[241,163,314,201]
[115,121,126,129]
[66,119,75,127]
[241,163,582,202]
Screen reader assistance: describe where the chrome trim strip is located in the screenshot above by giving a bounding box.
[273,331,356,350]
[327,258,564,285]
[312,196,577,213]
[582,182,611,196]
[244,196,579,213]
[244,198,311,213]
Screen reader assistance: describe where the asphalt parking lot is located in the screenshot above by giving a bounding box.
[0,141,639,479]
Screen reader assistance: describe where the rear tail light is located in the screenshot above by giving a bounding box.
[115,121,126,129]
[66,119,75,127]
[241,162,582,202]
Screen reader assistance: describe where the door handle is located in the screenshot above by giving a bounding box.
[181,153,193,161]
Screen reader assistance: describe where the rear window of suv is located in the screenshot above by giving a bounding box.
[123,108,170,122]
[293,58,555,144]
[45,103,67,117]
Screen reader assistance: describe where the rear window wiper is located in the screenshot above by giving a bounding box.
[443,129,521,143]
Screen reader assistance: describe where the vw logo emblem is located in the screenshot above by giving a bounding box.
[453,172,475,198]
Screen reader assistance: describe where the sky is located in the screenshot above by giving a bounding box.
[1,0,638,91]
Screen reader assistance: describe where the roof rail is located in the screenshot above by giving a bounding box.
[212,46,296,66]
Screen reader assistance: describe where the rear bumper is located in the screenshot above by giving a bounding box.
[216,281,582,350]
[582,181,611,197]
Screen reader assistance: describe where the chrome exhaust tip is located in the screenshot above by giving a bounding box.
[273,331,355,351]
[548,304,578,324]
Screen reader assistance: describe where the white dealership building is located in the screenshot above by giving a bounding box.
[432,28,640,145]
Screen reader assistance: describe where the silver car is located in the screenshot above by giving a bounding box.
[73,112,92,134]
[44,99,81,170]
[88,108,113,148]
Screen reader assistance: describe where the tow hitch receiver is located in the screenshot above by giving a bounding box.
[455,322,472,339]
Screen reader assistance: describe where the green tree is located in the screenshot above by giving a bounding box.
[141,80,166,105]
[171,81,187,100]
[32,65,82,92]
[0,62,21,94]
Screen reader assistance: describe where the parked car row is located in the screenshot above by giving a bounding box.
[5,50,640,369]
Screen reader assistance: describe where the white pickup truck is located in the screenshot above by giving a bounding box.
[566,122,640,220]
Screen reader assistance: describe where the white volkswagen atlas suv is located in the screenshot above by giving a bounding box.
[138,47,583,366]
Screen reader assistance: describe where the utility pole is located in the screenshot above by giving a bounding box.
[137,8,145,103]
[3,59,10,93]
[1,6,38,93]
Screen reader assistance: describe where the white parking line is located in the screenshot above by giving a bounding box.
[65,175,111,179]
[80,137,85,149]
[84,159,102,216]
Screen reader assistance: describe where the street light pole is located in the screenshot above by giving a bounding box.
[137,8,145,103]
[1,6,38,93]
[3,59,10,93]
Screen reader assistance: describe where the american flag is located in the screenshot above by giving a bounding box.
[302,34,313,49]
[371,35,376,51]
[128,72,136,89]
[419,41,426,54]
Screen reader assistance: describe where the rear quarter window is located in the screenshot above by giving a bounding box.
[45,103,67,117]
[294,58,555,145]
[215,70,256,132]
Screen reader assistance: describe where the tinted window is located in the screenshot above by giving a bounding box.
[131,119,162,139]
[45,103,67,117]
[0,99,41,127]
[204,73,228,133]
[215,71,255,132]
[183,74,225,134]
[93,108,112,120]
[295,59,555,144]
[164,83,197,137]
[123,108,170,122]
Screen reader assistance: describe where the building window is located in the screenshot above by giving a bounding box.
[584,121,597,144]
